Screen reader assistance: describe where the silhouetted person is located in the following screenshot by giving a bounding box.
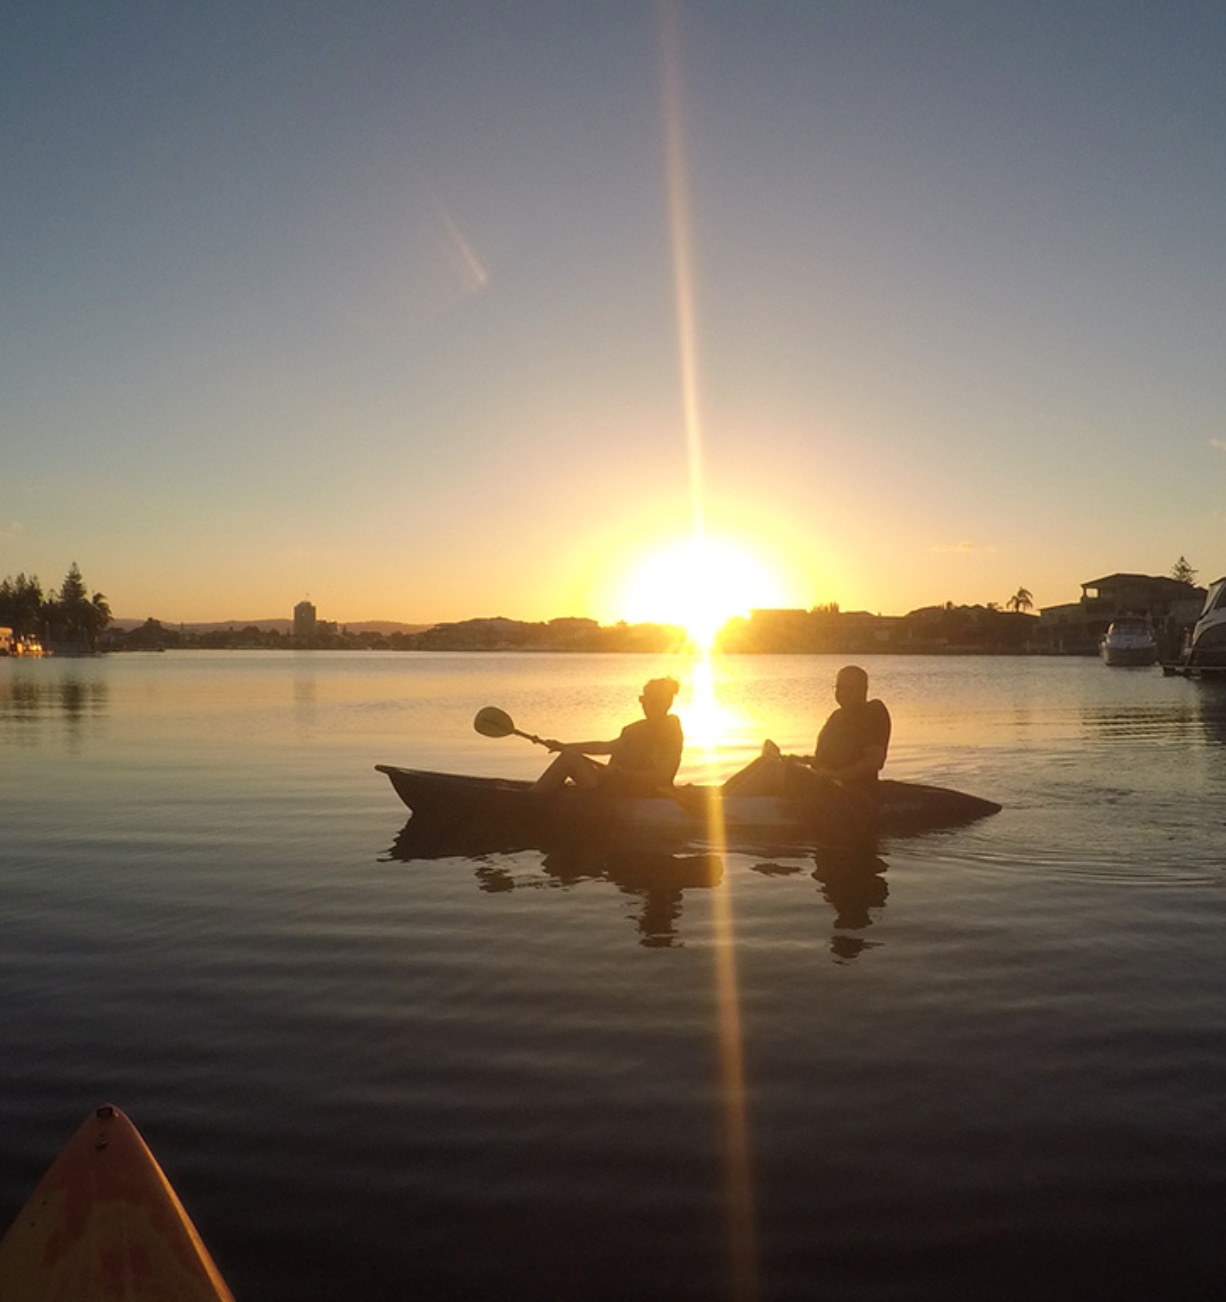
[532,677,683,796]
[811,664,891,786]
[723,664,891,795]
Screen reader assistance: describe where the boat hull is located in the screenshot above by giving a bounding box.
[1187,597,1226,667]
[1162,577,1226,674]
[1101,643,1158,666]
[375,765,1001,847]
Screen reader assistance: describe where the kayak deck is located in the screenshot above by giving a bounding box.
[0,1105,233,1302]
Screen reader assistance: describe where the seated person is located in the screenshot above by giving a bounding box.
[532,677,683,796]
[723,665,890,797]
[810,664,891,787]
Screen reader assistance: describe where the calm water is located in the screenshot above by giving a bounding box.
[3,651,1226,1299]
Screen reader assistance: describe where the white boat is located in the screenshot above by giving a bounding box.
[1182,577,1226,669]
[1099,616,1158,666]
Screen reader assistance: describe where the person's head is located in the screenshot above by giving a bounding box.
[640,676,680,718]
[834,664,869,708]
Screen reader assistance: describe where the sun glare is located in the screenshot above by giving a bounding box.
[619,535,790,650]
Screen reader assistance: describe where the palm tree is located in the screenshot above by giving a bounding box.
[1006,587,1034,614]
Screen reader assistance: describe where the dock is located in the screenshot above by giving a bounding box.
[1161,662,1226,680]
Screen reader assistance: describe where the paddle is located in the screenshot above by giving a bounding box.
[473,706,548,748]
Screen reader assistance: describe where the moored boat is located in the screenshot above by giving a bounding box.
[1179,576,1226,672]
[1099,616,1158,666]
[375,764,1001,846]
[0,629,45,657]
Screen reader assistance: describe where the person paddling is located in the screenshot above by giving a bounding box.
[532,677,683,796]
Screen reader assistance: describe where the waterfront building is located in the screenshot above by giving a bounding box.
[1037,573,1204,657]
[293,600,317,640]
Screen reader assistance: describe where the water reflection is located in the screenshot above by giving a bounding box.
[0,670,109,747]
[1081,702,1201,741]
[1089,676,1226,751]
[1193,682,1226,747]
[387,816,890,955]
[752,846,889,963]
[0,673,108,716]
[293,670,318,738]
[386,819,722,947]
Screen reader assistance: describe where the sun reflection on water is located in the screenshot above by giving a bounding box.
[680,656,746,755]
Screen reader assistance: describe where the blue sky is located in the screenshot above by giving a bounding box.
[3,1,1225,623]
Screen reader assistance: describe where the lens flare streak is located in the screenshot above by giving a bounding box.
[429,191,490,295]
[658,5,761,1295]
[699,732,760,1302]
[660,1,706,544]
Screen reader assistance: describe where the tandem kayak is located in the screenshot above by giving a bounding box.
[0,1105,233,1302]
[375,764,1001,847]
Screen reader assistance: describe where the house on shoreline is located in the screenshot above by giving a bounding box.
[725,572,1208,658]
[719,604,1034,654]
[1035,573,1204,658]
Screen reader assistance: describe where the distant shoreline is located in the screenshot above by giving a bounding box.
[96,606,1048,657]
[90,643,1072,658]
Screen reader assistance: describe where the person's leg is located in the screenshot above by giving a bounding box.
[532,750,604,793]
[721,753,785,797]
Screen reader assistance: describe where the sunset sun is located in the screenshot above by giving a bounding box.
[618,535,792,649]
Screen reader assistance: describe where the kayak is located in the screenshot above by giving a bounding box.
[375,765,1001,846]
[0,1105,233,1302]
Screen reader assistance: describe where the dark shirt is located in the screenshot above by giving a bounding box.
[814,699,891,782]
[605,714,684,794]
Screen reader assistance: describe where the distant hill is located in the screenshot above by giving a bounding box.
[112,617,430,635]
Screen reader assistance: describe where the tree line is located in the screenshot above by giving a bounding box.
[0,564,112,652]
[108,615,688,653]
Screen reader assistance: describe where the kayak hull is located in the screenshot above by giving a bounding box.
[375,765,1001,847]
[0,1105,233,1302]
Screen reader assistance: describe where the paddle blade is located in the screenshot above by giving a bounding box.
[474,706,515,739]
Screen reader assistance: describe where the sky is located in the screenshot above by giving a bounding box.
[3,0,1226,626]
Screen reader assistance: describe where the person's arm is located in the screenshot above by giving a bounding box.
[814,745,886,783]
[541,738,615,756]
[811,702,890,782]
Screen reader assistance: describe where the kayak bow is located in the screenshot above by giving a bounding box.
[0,1104,233,1302]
